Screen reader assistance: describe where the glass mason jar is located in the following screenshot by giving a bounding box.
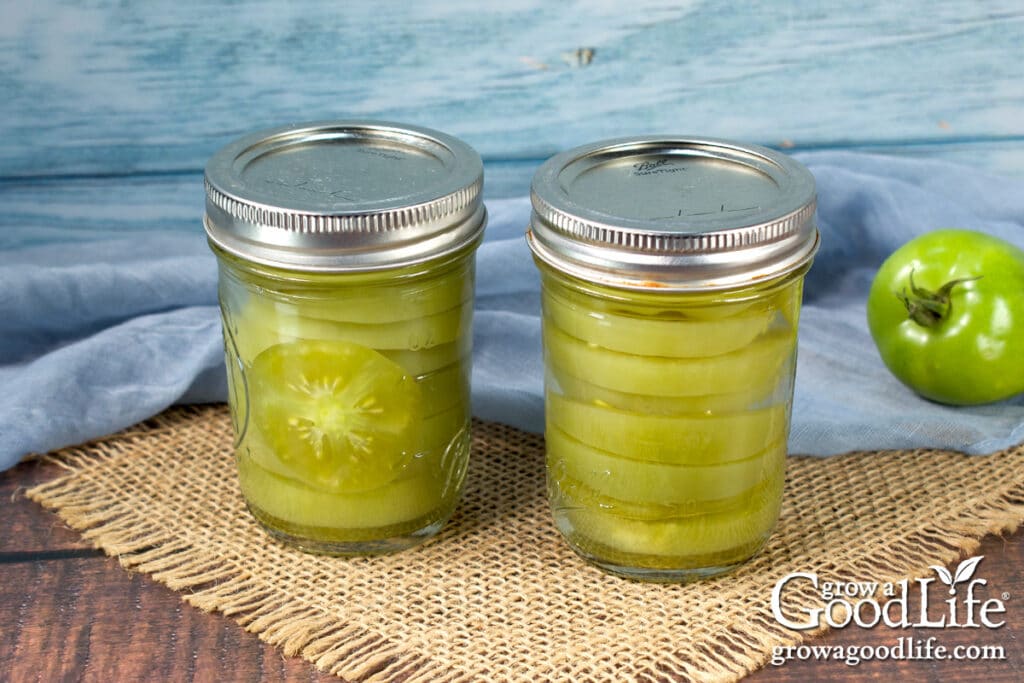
[527,137,819,582]
[204,121,486,555]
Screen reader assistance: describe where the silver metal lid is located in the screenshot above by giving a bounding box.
[527,136,818,291]
[204,120,485,271]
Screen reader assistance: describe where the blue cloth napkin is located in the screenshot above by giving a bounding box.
[2,151,1023,471]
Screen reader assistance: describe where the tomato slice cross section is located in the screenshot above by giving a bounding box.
[249,339,423,493]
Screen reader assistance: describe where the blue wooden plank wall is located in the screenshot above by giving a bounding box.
[1,0,1022,226]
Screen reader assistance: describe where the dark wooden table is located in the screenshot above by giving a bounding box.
[3,457,1021,682]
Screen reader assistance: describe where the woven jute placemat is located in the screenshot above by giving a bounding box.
[27,405,1024,682]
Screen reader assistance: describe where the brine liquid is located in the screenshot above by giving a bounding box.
[218,251,475,555]
[540,269,802,581]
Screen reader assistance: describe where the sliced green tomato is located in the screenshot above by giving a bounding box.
[289,275,472,324]
[382,340,470,377]
[244,372,469,485]
[249,339,423,494]
[235,295,470,360]
[547,393,789,464]
[545,280,756,321]
[652,300,757,321]
[558,473,783,558]
[551,466,782,521]
[547,426,785,505]
[544,296,775,358]
[228,259,473,326]
[409,402,471,462]
[543,323,794,397]
[410,406,472,502]
[415,357,471,417]
[549,367,773,415]
[237,409,470,534]
[237,456,444,530]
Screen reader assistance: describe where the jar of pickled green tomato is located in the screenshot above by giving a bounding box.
[204,121,485,555]
[527,137,819,581]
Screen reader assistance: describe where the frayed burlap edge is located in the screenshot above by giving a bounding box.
[25,405,1024,682]
[26,408,447,683]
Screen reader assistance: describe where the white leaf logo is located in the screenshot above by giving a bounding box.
[932,556,984,595]
[930,565,954,586]
[953,556,984,583]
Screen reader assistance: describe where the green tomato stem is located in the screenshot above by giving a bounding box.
[896,269,980,328]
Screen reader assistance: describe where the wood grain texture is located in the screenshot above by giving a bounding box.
[3,139,1022,236]
[0,460,335,683]
[1,1,1022,179]
[0,560,336,682]
[3,457,1022,682]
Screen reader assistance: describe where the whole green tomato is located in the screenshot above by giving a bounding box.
[867,229,1024,405]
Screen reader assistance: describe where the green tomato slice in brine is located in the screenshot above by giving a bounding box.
[249,339,423,493]
[544,297,774,358]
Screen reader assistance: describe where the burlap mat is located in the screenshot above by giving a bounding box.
[26,405,1024,682]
